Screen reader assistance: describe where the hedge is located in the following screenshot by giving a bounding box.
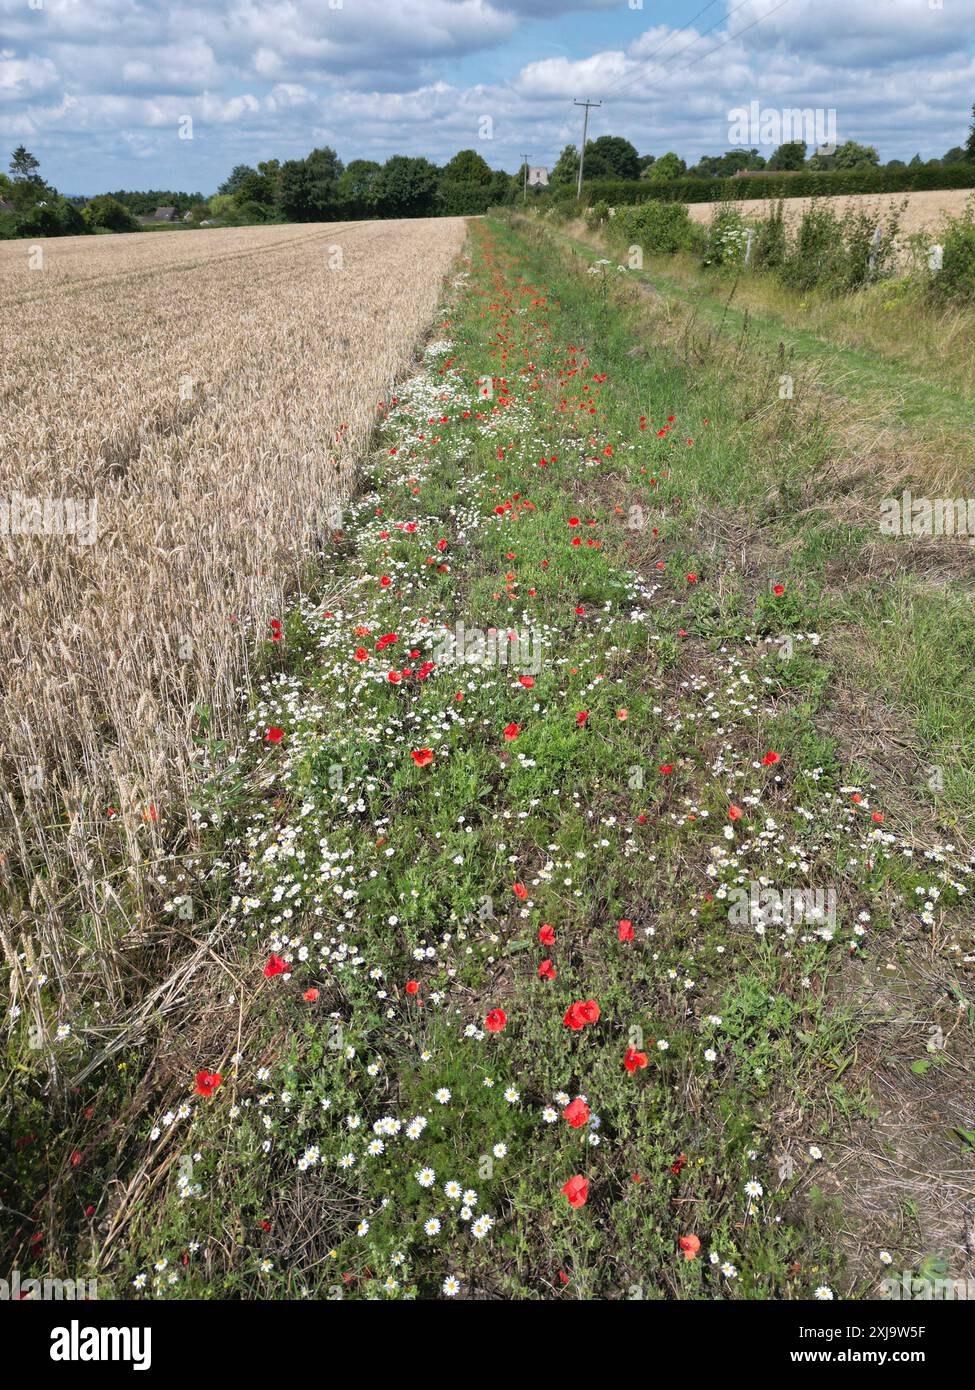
[558,164,975,208]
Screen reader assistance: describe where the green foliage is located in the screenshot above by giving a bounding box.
[82,193,138,233]
[442,149,493,185]
[613,199,700,255]
[927,200,975,302]
[702,207,749,267]
[767,140,807,172]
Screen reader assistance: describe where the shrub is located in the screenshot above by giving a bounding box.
[614,199,699,255]
[928,201,975,303]
[702,207,749,267]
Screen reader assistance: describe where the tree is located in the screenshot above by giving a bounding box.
[966,102,975,161]
[337,159,381,214]
[375,156,438,216]
[303,146,343,218]
[646,151,686,182]
[587,135,640,180]
[550,144,580,186]
[836,140,879,169]
[442,149,493,185]
[767,141,806,171]
[82,194,138,233]
[278,160,311,221]
[9,145,41,183]
[218,164,258,196]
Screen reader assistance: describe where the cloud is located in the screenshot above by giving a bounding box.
[1,0,973,191]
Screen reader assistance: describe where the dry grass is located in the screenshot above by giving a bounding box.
[0,216,466,1039]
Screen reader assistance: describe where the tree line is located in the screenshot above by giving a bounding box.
[3,105,973,239]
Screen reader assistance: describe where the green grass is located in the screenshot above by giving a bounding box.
[5,213,974,1304]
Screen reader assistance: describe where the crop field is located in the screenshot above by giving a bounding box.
[3,210,975,1313]
[684,187,973,237]
[0,216,465,1083]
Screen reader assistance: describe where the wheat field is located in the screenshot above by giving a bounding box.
[0,217,466,1031]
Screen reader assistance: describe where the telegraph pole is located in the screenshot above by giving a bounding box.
[574,99,601,197]
[521,153,530,204]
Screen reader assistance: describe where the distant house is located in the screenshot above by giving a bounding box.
[152,206,179,222]
[527,166,549,188]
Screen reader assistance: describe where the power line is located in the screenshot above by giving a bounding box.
[612,0,797,100]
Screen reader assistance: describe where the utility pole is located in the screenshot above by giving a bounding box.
[521,153,530,204]
[574,99,601,197]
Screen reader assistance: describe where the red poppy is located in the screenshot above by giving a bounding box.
[405,980,419,995]
[563,1098,590,1128]
[263,954,288,977]
[576,711,589,727]
[561,1175,589,1209]
[195,1070,222,1097]
[618,919,634,942]
[303,988,319,1003]
[679,1234,701,1261]
[411,748,434,767]
[538,958,556,980]
[659,763,674,776]
[563,998,600,1030]
[623,1046,648,1072]
[265,726,284,744]
[518,675,535,688]
[485,1008,507,1033]
[762,750,780,766]
[539,923,555,945]
[773,584,785,596]
[513,882,528,900]
[728,804,743,821]
[354,647,368,661]
[503,722,520,741]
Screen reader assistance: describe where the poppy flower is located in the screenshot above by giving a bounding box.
[411,748,434,767]
[354,647,368,661]
[659,763,674,776]
[623,1046,648,1072]
[564,999,600,1030]
[513,882,528,900]
[618,919,634,942]
[303,988,319,1003]
[263,954,288,978]
[518,675,535,689]
[405,980,420,996]
[380,575,391,587]
[563,1098,590,1128]
[872,811,885,823]
[265,726,284,744]
[561,1175,589,1209]
[773,584,785,596]
[538,958,556,980]
[503,722,520,741]
[576,711,589,727]
[539,923,556,945]
[195,1070,222,1097]
[762,751,780,766]
[728,804,743,821]
[679,1234,701,1261]
[485,1008,507,1033]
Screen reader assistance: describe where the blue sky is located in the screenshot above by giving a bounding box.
[1,0,973,194]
